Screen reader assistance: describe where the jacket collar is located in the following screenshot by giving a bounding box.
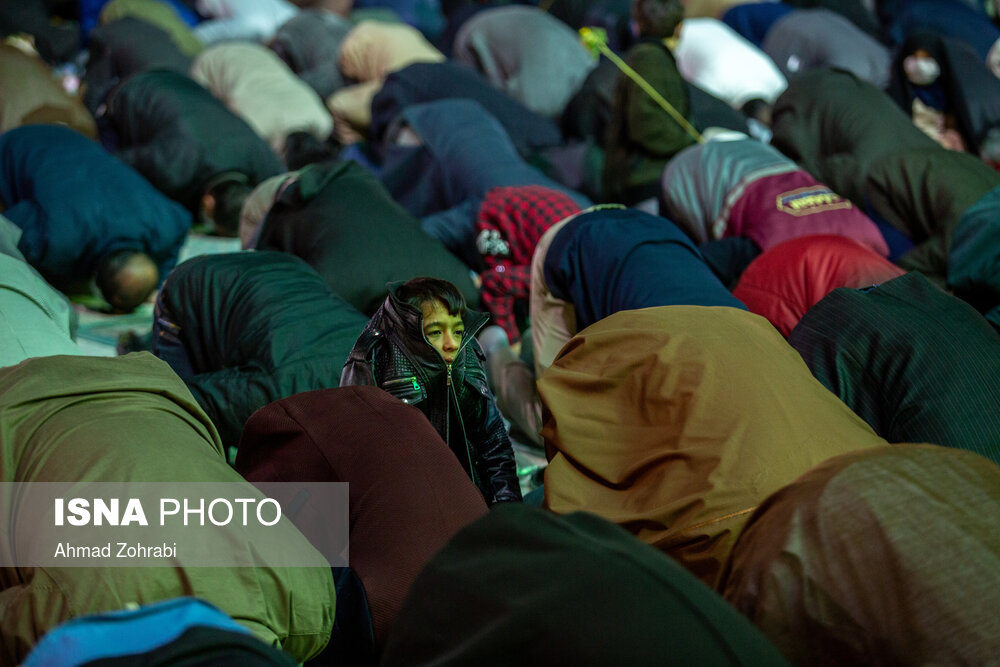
[379,287,490,369]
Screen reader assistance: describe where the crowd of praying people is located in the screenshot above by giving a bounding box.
[2,0,1000,663]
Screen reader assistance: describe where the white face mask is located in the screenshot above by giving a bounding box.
[903,55,941,86]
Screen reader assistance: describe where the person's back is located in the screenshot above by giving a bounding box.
[860,145,1000,294]
[193,0,299,45]
[236,385,490,652]
[721,445,1000,665]
[191,41,333,154]
[378,99,591,267]
[382,506,792,666]
[254,159,480,315]
[530,207,747,376]
[541,207,746,332]
[370,61,563,157]
[109,69,285,214]
[769,68,937,204]
[341,278,522,506]
[732,234,905,337]
[270,9,352,100]
[762,9,890,88]
[0,124,190,301]
[0,215,83,367]
[603,0,695,205]
[326,20,445,142]
[452,5,597,119]
[0,0,79,63]
[539,306,886,588]
[153,250,370,450]
[673,18,787,110]
[98,0,204,56]
[720,1,794,47]
[661,135,799,244]
[83,16,193,114]
[788,271,1000,463]
[0,353,334,664]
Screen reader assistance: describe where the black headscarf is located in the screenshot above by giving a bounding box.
[889,31,1000,153]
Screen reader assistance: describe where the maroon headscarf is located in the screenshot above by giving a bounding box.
[236,386,488,648]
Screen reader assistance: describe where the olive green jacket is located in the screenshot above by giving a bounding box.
[602,40,695,204]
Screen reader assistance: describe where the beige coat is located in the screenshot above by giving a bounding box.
[192,41,333,154]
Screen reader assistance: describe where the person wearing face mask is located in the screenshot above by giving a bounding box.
[903,49,940,86]
[889,31,1000,155]
[341,277,523,507]
[897,42,962,151]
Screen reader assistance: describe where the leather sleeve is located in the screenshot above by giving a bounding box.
[340,329,379,387]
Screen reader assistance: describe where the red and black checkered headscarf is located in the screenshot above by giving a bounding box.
[475,185,582,269]
[474,186,581,344]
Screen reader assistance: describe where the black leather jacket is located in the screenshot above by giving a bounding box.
[340,289,522,505]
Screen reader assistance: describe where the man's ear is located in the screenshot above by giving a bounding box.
[201,191,216,219]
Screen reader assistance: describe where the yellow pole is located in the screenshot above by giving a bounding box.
[579,27,704,144]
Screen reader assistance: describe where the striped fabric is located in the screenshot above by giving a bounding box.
[789,271,1000,463]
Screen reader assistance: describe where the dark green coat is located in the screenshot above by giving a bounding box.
[950,184,1000,328]
[770,68,938,204]
[158,250,369,449]
[789,271,1000,464]
[864,146,1000,286]
[110,69,284,212]
[255,160,480,315]
[602,39,695,205]
[382,506,789,666]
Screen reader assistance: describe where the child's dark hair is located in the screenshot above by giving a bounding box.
[631,0,684,39]
[396,277,467,317]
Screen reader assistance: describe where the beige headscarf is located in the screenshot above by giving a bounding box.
[326,21,444,141]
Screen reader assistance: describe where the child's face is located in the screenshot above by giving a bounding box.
[420,299,465,365]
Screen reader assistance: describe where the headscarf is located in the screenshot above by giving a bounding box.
[539,306,885,587]
[475,185,581,343]
[889,31,1000,152]
[236,385,488,648]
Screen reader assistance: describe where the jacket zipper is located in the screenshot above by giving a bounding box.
[447,362,480,488]
[445,362,451,446]
[416,314,488,487]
